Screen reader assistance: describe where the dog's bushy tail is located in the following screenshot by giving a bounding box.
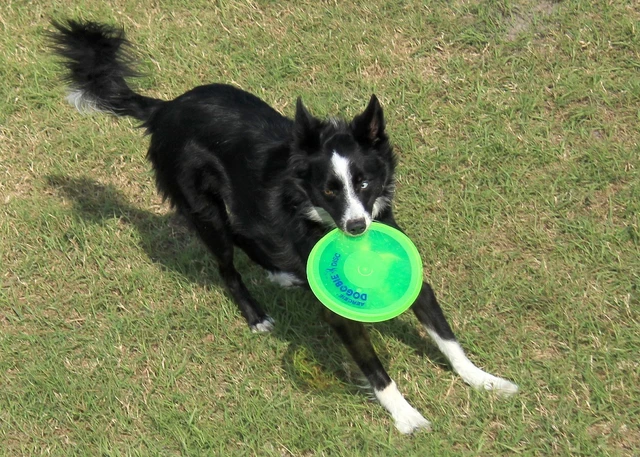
[49,19,163,122]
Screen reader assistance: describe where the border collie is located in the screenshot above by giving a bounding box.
[50,20,518,434]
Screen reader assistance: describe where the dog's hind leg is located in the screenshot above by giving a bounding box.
[324,310,431,434]
[412,282,518,395]
[178,200,274,332]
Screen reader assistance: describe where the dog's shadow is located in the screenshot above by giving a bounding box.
[47,174,446,394]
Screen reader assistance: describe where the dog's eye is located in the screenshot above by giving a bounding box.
[324,188,336,197]
[360,181,369,189]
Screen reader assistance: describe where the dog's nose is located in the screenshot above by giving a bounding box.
[346,218,367,236]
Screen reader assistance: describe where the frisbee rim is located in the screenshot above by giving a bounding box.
[306,222,423,322]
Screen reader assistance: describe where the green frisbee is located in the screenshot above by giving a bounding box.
[306,222,423,322]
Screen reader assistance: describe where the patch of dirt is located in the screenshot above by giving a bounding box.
[506,1,558,42]
[587,422,640,454]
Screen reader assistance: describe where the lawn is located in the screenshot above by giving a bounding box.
[1,0,638,455]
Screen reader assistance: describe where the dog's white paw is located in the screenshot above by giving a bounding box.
[251,316,275,333]
[375,381,431,434]
[393,406,432,435]
[461,368,518,397]
[478,374,519,397]
[266,271,303,288]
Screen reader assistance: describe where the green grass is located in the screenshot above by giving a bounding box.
[1,0,639,455]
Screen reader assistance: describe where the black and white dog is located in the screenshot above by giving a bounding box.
[50,20,518,434]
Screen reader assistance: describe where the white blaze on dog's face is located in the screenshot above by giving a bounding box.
[294,95,396,236]
[330,152,371,235]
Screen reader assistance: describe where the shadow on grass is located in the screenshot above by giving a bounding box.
[47,174,447,394]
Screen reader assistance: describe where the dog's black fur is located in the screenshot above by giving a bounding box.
[50,20,517,433]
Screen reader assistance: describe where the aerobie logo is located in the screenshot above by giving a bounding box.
[325,253,367,307]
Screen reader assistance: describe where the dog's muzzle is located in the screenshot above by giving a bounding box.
[345,218,367,236]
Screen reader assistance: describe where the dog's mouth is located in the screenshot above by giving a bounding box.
[307,206,371,236]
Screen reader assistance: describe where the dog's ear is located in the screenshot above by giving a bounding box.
[294,97,321,153]
[351,94,386,145]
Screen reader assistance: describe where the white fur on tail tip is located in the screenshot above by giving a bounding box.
[426,329,519,396]
[66,89,102,114]
[375,381,431,434]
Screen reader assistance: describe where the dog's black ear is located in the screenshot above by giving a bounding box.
[294,97,321,153]
[351,94,386,144]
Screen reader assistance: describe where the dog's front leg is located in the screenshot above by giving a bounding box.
[375,209,518,395]
[412,282,518,395]
[323,310,431,434]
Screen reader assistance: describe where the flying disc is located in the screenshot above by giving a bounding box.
[306,222,423,322]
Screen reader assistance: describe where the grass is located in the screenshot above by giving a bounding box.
[1,0,639,455]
